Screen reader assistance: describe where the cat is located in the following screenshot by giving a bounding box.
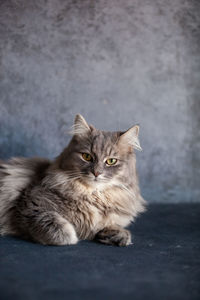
[0,114,146,246]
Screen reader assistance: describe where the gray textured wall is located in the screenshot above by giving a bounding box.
[0,0,199,203]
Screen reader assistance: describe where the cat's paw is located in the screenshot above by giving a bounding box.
[61,221,78,245]
[96,228,132,247]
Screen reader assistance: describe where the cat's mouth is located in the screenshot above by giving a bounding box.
[94,176,100,182]
[89,176,102,183]
[82,174,107,186]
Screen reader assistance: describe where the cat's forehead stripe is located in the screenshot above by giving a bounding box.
[91,131,118,157]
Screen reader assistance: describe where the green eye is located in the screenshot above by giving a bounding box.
[82,153,93,162]
[106,158,117,165]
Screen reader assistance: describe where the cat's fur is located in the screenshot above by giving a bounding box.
[0,114,146,246]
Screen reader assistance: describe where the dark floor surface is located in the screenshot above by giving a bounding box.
[0,204,200,300]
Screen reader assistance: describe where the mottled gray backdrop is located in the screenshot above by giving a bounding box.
[0,0,199,203]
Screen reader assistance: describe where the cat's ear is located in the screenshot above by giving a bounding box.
[119,125,142,151]
[71,114,91,136]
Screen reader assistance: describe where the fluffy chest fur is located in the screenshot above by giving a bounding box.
[48,175,143,240]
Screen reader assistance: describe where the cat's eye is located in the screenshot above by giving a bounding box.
[82,153,93,162]
[106,158,117,165]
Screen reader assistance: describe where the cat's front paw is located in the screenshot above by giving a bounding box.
[95,227,132,247]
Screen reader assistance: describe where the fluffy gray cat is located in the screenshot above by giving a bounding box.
[0,114,146,246]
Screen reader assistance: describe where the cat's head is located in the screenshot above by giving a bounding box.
[59,114,142,189]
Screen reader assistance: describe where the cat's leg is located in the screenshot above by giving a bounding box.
[95,226,132,246]
[28,211,78,246]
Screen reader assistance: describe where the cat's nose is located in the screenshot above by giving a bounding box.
[94,171,101,177]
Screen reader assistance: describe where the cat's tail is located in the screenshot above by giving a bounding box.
[0,157,51,235]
